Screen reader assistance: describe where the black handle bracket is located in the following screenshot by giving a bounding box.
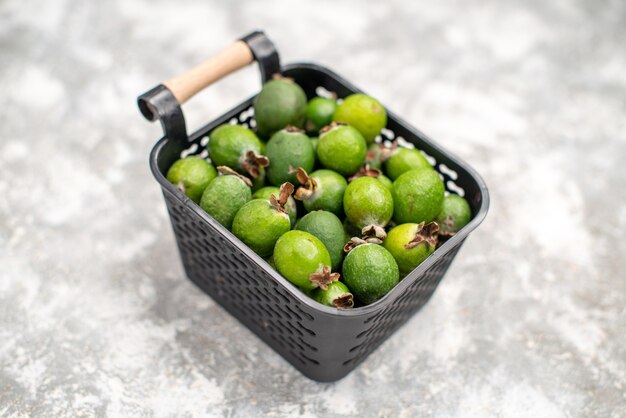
[138,84,187,146]
[241,30,281,83]
[137,30,281,147]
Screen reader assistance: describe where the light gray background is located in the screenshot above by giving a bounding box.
[1,0,625,416]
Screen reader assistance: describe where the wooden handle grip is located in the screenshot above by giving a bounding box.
[163,40,254,104]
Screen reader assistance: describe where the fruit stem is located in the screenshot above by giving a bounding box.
[217,166,253,187]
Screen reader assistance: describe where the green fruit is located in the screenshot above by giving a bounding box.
[366,143,384,169]
[166,156,217,203]
[310,137,320,169]
[208,124,267,177]
[305,97,337,133]
[392,168,445,224]
[251,168,267,192]
[377,174,393,191]
[266,255,276,269]
[252,186,298,227]
[274,230,332,291]
[312,281,354,308]
[343,218,361,239]
[385,148,432,180]
[436,194,472,236]
[254,78,307,137]
[295,211,345,271]
[344,177,394,229]
[310,137,319,153]
[342,244,399,305]
[265,128,315,186]
[293,168,347,216]
[366,142,397,171]
[200,173,251,229]
[317,124,367,176]
[232,199,291,258]
[383,222,438,274]
[333,94,387,144]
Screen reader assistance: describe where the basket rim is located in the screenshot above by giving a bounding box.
[149,61,490,318]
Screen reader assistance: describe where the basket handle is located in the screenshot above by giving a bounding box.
[137,31,280,146]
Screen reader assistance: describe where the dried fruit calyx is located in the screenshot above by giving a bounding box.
[404,221,439,249]
[284,125,305,133]
[343,225,387,253]
[347,164,382,182]
[217,166,253,187]
[269,182,294,214]
[319,121,347,134]
[343,237,382,253]
[242,150,269,179]
[362,224,387,240]
[438,216,457,238]
[290,166,317,200]
[271,73,294,83]
[343,224,388,252]
[308,265,340,290]
[367,140,398,163]
[333,293,354,309]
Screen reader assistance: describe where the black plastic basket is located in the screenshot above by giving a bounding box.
[138,31,489,382]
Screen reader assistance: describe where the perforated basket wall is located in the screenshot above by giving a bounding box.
[150,63,489,382]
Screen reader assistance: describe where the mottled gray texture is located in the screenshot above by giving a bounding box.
[1,0,625,416]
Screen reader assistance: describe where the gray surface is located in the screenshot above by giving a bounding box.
[1,0,625,416]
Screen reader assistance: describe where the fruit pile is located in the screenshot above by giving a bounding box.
[166,76,472,309]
